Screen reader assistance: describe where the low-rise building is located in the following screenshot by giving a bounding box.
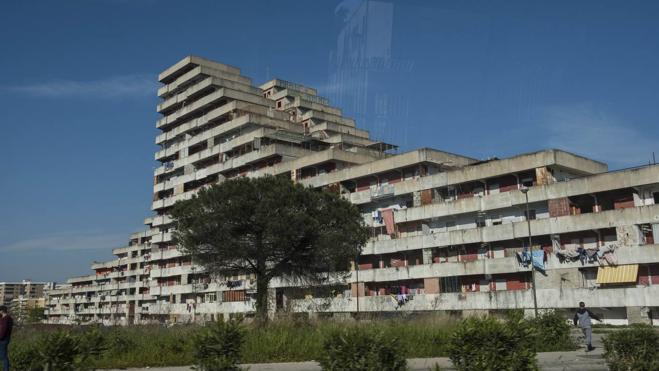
[45,56,659,326]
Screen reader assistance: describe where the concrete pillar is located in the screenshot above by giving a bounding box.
[422,223,431,235]
[616,225,642,247]
[424,278,439,294]
[422,248,433,265]
[413,191,421,207]
[351,282,365,297]
[626,306,652,325]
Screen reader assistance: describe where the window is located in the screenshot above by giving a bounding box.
[654,192,659,204]
[521,178,534,187]
[205,293,217,303]
[440,276,460,293]
[524,210,536,220]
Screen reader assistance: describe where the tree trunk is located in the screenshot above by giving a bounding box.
[255,274,270,322]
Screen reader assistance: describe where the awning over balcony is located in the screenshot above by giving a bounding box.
[596,264,639,284]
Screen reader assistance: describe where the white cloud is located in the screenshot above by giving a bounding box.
[0,230,127,252]
[542,104,658,169]
[5,75,157,98]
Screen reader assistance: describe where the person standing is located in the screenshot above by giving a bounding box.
[573,301,601,352]
[0,305,13,371]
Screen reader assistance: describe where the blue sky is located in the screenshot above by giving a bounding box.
[1,0,659,282]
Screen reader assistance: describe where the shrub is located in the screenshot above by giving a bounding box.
[448,316,538,371]
[105,328,136,355]
[603,324,659,371]
[76,328,108,369]
[19,329,107,371]
[318,326,407,371]
[9,341,41,371]
[530,311,575,352]
[37,331,81,371]
[192,320,245,371]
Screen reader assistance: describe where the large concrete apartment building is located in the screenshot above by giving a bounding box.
[45,56,659,326]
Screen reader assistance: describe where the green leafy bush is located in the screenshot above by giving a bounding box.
[603,324,659,371]
[9,341,41,371]
[37,331,81,371]
[530,311,575,352]
[11,329,107,371]
[105,328,137,355]
[448,316,538,371]
[192,320,245,371]
[318,326,407,371]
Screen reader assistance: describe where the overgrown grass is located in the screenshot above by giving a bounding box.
[8,313,575,369]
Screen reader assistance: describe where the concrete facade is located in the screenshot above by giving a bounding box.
[45,56,659,326]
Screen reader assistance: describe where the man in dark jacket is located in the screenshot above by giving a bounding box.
[573,301,601,352]
[0,305,13,371]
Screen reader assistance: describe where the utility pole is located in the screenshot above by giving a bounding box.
[521,187,539,317]
[355,255,360,316]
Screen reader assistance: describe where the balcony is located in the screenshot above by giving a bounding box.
[366,204,659,255]
[289,285,659,313]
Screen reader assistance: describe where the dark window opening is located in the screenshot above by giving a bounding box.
[524,210,536,220]
[440,276,460,293]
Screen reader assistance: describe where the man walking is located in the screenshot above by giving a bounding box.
[0,305,13,371]
[573,301,601,352]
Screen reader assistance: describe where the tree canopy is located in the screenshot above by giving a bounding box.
[170,175,369,319]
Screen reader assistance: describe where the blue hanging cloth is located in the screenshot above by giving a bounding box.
[532,250,545,272]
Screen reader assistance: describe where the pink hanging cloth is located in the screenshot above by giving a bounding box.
[382,208,396,235]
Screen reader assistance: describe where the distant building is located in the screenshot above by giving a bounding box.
[45,56,659,326]
[1,281,52,322]
[0,280,50,307]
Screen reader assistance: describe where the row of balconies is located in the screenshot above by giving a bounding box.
[152,144,313,212]
[155,100,238,145]
[352,244,659,283]
[158,74,266,115]
[48,293,149,305]
[157,76,215,114]
[157,65,251,101]
[156,88,230,129]
[48,284,659,318]
[360,167,659,227]
[60,233,656,305]
[301,149,603,194]
[141,301,254,315]
[156,86,273,130]
[365,204,659,255]
[289,285,659,313]
[91,255,149,270]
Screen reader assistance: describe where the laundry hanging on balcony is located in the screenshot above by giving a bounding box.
[532,250,546,272]
[382,208,396,236]
[516,248,531,267]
